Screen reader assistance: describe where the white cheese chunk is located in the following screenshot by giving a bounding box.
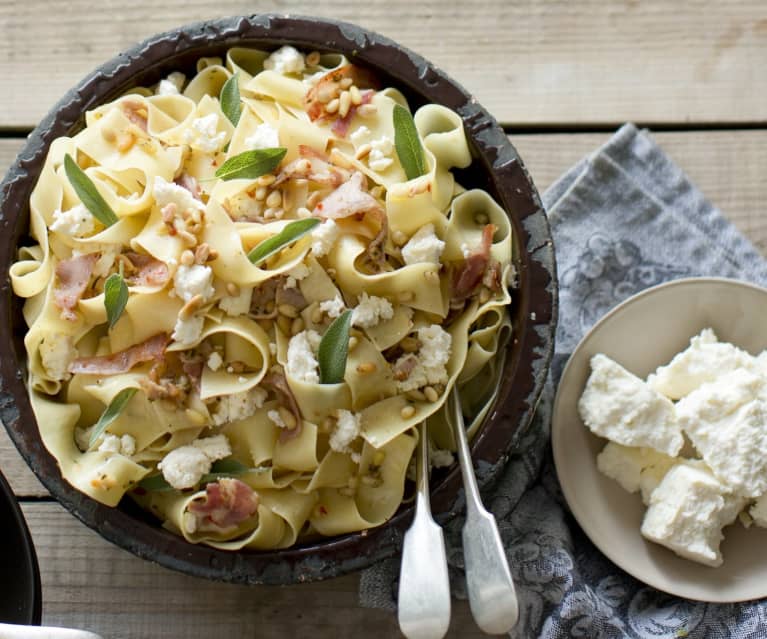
[171,315,204,346]
[352,293,394,329]
[211,387,268,426]
[157,72,185,95]
[219,286,252,316]
[311,219,340,257]
[39,333,78,381]
[401,224,445,266]
[676,370,767,497]
[263,46,305,75]
[286,330,322,383]
[640,463,746,567]
[153,175,204,213]
[319,295,346,319]
[207,351,223,371]
[174,264,214,303]
[157,435,232,490]
[395,325,452,392]
[330,410,361,453]
[350,125,371,143]
[183,113,227,153]
[578,354,683,456]
[285,262,309,289]
[245,122,280,150]
[596,442,677,502]
[647,328,755,399]
[50,204,95,238]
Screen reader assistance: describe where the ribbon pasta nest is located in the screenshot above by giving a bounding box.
[11,45,514,550]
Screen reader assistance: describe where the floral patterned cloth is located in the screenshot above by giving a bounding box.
[359,124,767,637]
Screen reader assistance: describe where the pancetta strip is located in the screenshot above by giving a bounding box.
[451,224,496,303]
[69,333,168,376]
[54,254,98,321]
[188,478,259,531]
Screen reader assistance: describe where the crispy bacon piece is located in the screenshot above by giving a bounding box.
[451,224,496,304]
[120,99,148,132]
[263,370,303,442]
[123,252,170,287]
[313,171,383,220]
[54,254,98,321]
[274,145,348,188]
[69,333,169,376]
[304,64,379,124]
[188,478,259,532]
[331,89,373,138]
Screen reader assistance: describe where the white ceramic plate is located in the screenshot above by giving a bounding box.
[552,277,767,602]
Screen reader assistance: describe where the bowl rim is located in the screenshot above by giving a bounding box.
[552,275,767,601]
[0,13,557,584]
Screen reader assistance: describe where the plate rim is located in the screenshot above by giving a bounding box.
[552,275,767,603]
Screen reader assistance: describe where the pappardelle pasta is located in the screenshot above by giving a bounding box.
[12,45,514,550]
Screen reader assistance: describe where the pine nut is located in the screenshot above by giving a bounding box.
[479,288,491,304]
[355,143,372,160]
[116,131,135,152]
[180,250,195,266]
[256,174,276,187]
[356,361,377,374]
[340,77,353,89]
[338,91,352,118]
[356,104,378,117]
[306,51,321,66]
[255,187,268,201]
[406,389,426,402]
[400,405,416,419]
[392,230,408,246]
[291,317,304,335]
[349,85,362,105]
[310,305,323,324]
[278,303,298,318]
[266,190,282,208]
[348,336,358,351]
[185,408,206,426]
[317,85,335,103]
[226,282,240,296]
[278,406,297,430]
[424,386,439,402]
[325,98,340,114]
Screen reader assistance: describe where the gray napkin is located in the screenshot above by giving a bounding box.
[359,123,767,637]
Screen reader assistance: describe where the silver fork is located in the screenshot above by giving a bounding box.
[397,421,451,639]
[450,387,519,634]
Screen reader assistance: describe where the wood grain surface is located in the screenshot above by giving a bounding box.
[0,1,765,128]
[0,2,765,636]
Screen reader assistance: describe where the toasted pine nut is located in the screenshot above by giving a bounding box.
[266,190,282,208]
[355,143,372,160]
[349,85,362,105]
[179,294,204,319]
[306,191,323,209]
[297,206,312,218]
[310,305,323,324]
[278,303,298,318]
[424,386,439,402]
[356,361,377,374]
[276,315,291,335]
[291,317,304,335]
[306,51,321,66]
[338,91,352,118]
[317,85,335,103]
[116,131,135,152]
[400,405,416,419]
[226,282,240,296]
[479,288,491,304]
[340,77,353,89]
[256,174,276,187]
[406,389,426,402]
[180,250,195,266]
[325,98,340,114]
[392,230,408,246]
[348,336,359,351]
[273,207,285,219]
[255,187,268,201]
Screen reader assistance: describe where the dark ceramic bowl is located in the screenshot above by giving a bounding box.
[0,15,556,584]
[0,470,42,624]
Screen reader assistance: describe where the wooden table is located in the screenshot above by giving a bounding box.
[1,2,765,636]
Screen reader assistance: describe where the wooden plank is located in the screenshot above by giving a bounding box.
[22,501,484,638]
[511,129,767,254]
[0,1,765,128]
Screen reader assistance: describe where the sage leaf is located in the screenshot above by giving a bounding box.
[247,218,320,265]
[64,154,119,227]
[88,387,138,449]
[104,272,129,330]
[318,309,352,384]
[220,72,242,126]
[393,104,428,181]
[214,148,287,181]
[137,473,173,492]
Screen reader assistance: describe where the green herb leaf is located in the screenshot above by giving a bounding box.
[214,148,287,181]
[318,309,352,384]
[220,72,242,126]
[137,473,173,492]
[247,218,320,265]
[88,387,138,449]
[392,104,428,181]
[63,154,119,227]
[104,273,129,330]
